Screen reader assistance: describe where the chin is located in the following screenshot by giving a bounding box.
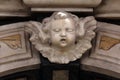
[60,44,68,48]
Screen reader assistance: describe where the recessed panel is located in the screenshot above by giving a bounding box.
[53,70,69,80]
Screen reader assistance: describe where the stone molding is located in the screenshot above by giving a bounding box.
[81,22,120,78]
[23,0,102,8]
[0,22,40,77]
[23,0,102,12]
[95,0,120,19]
[0,0,30,17]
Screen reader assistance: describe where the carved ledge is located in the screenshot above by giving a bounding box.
[95,0,120,19]
[0,0,30,17]
[31,8,93,12]
[81,22,120,78]
[23,0,102,12]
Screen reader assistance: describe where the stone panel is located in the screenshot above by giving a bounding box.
[0,22,31,64]
[81,22,120,78]
[91,22,120,65]
[0,22,40,77]
[53,70,69,80]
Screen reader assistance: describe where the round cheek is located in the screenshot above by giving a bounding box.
[70,36,76,43]
[50,33,60,45]
[67,33,76,44]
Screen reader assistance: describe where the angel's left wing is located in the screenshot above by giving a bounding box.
[77,16,97,53]
[79,16,97,40]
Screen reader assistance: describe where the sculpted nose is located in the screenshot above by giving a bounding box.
[60,30,66,37]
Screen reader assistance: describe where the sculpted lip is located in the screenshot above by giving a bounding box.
[60,39,66,42]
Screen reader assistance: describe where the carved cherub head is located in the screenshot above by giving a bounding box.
[42,12,84,50]
[26,11,96,63]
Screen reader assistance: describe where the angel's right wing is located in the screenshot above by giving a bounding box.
[25,21,46,50]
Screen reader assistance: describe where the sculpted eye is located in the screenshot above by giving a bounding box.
[53,29,61,32]
[66,28,74,32]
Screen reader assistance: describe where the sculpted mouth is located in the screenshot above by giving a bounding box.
[61,39,66,42]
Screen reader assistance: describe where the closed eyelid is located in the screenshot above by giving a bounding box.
[66,28,74,32]
[53,28,61,32]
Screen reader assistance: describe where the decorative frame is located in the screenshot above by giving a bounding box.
[0,23,32,64]
[91,22,120,65]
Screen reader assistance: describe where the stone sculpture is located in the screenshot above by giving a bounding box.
[25,12,97,64]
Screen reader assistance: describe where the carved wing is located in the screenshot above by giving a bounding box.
[78,16,97,53]
[79,16,97,39]
[25,21,46,50]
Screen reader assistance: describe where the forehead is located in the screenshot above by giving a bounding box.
[51,18,75,28]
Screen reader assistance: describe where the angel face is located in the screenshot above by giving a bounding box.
[50,18,76,48]
[27,11,96,64]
